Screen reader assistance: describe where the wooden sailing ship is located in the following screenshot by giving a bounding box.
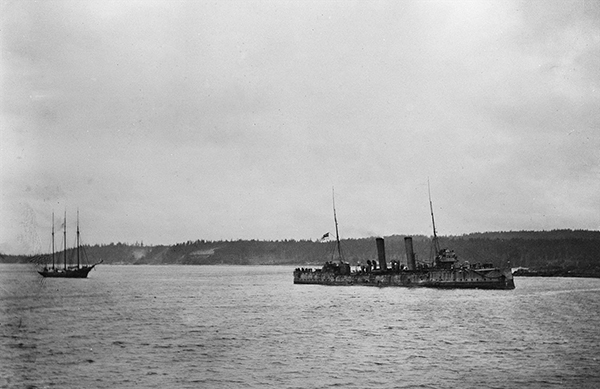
[38,211,102,278]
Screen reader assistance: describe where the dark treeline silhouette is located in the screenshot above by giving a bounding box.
[2,230,599,276]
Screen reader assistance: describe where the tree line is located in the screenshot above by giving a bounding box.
[2,230,599,275]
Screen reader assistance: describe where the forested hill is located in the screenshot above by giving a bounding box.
[2,230,600,275]
[462,229,598,240]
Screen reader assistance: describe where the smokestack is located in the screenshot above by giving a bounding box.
[376,237,387,271]
[404,237,416,270]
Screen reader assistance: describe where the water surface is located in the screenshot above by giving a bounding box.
[1,264,599,388]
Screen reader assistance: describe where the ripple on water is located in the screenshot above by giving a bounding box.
[1,265,600,389]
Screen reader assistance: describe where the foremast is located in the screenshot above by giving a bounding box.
[51,212,56,270]
[332,187,344,263]
[428,180,441,256]
[428,181,459,269]
[76,209,80,268]
[63,211,67,269]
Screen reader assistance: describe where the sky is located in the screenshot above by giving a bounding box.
[1,0,599,255]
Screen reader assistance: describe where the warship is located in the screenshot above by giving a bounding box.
[293,190,515,290]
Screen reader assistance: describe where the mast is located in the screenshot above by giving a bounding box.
[76,209,80,268]
[63,211,67,269]
[51,212,55,270]
[428,180,440,255]
[332,187,343,262]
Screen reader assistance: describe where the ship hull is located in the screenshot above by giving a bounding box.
[294,268,515,290]
[38,266,95,278]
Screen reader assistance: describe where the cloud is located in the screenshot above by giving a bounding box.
[2,0,599,254]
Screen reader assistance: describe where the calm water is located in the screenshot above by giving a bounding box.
[1,264,599,389]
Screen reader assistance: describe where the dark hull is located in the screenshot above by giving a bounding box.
[294,267,515,290]
[38,265,96,278]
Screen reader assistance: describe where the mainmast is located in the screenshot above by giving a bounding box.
[428,180,440,256]
[332,187,343,262]
[63,210,67,269]
[76,209,80,268]
[51,212,55,270]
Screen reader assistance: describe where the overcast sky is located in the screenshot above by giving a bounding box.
[1,0,599,254]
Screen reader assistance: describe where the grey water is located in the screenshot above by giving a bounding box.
[1,264,599,389]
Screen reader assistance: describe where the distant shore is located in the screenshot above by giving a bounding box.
[2,230,600,278]
[513,269,600,278]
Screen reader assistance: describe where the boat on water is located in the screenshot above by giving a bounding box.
[38,211,102,278]
[293,190,515,290]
